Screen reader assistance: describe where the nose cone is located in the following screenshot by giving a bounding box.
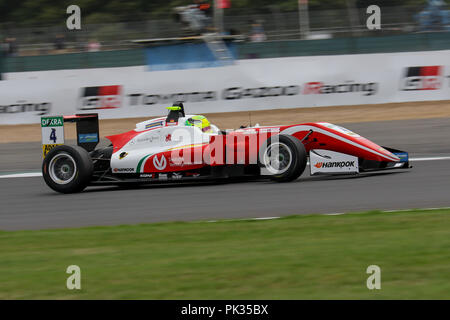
[312,122,402,163]
[377,146,400,162]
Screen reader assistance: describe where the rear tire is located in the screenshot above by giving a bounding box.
[42,145,93,193]
[259,134,307,182]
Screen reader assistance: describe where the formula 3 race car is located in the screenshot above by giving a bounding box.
[40,103,410,193]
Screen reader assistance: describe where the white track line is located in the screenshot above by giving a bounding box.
[324,207,450,217]
[207,207,450,224]
[207,216,281,223]
[384,206,450,212]
[0,172,42,179]
[0,156,449,179]
[410,156,450,161]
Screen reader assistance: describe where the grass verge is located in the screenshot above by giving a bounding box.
[1,209,450,299]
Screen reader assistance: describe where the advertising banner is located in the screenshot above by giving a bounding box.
[1,50,449,125]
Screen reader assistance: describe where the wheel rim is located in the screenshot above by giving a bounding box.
[263,142,293,175]
[48,153,77,185]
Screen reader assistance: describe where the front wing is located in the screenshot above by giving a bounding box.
[309,148,410,175]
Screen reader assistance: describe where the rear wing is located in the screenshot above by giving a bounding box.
[41,114,99,158]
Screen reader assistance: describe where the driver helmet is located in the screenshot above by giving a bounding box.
[185,115,212,133]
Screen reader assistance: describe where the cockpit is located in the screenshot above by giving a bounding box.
[166,102,219,134]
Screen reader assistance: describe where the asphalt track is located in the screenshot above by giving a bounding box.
[1,118,450,231]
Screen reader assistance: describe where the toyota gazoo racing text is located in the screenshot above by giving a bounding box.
[40,102,410,193]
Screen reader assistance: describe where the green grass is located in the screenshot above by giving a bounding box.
[1,209,450,299]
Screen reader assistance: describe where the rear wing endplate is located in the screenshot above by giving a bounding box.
[41,114,99,158]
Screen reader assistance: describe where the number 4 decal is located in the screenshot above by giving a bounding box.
[50,128,57,143]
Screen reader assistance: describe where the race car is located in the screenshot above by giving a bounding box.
[41,102,410,193]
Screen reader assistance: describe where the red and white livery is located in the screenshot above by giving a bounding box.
[41,103,410,193]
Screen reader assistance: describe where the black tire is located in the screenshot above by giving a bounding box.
[42,145,93,193]
[259,134,307,182]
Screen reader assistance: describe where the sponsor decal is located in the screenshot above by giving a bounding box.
[165,134,172,142]
[41,117,64,127]
[128,85,307,105]
[153,155,167,170]
[140,173,156,178]
[119,152,128,160]
[41,116,65,153]
[42,144,62,158]
[170,156,186,166]
[166,121,178,126]
[303,81,378,96]
[0,102,51,115]
[130,135,159,145]
[393,152,409,162]
[113,168,134,172]
[128,91,216,106]
[79,85,122,110]
[223,85,300,100]
[78,133,99,143]
[314,161,355,169]
[310,149,359,175]
[121,80,381,109]
[158,173,168,181]
[145,121,163,129]
[172,172,183,180]
[140,172,183,180]
[401,66,442,91]
[185,172,201,177]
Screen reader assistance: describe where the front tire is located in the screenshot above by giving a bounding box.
[259,134,307,182]
[42,145,93,193]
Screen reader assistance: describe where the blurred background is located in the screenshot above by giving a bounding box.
[1,1,450,300]
[0,0,449,73]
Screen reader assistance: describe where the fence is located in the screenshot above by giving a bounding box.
[238,31,450,59]
[2,31,449,73]
[1,5,448,56]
